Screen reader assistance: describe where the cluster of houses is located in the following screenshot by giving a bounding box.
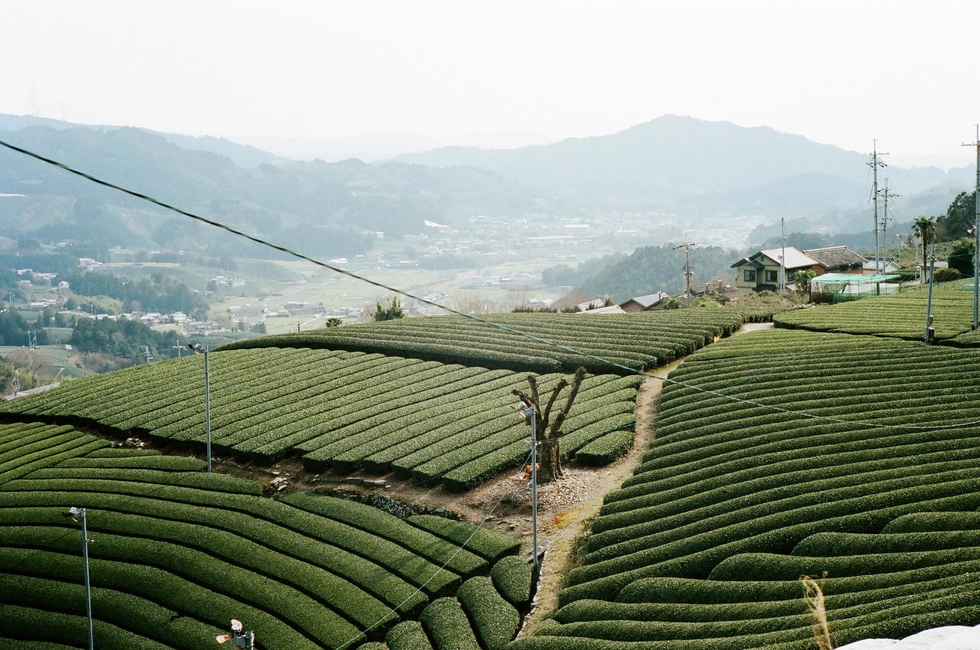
[730,245,900,294]
[561,245,900,315]
[732,246,876,291]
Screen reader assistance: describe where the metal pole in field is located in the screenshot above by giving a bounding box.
[973,126,980,329]
[530,404,538,573]
[925,243,936,344]
[189,344,212,472]
[67,507,94,650]
[204,347,211,473]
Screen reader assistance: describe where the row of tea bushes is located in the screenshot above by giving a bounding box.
[220,310,749,375]
[0,348,641,489]
[774,282,980,342]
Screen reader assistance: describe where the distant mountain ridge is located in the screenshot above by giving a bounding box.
[0,113,285,169]
[0,123,554,257]
[0,113,974,242]
[396,115,972,225]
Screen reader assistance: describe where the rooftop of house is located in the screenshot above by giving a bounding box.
[805,245,868,269]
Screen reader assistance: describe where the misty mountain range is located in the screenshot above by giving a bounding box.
[0,113,974,252]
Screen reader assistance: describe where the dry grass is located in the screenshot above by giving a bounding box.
[801,573,833,650]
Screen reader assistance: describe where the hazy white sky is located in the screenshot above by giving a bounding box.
[2,0,979,167]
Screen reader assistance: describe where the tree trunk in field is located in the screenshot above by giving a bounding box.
[537,437,562,482]
[513,366,587,484]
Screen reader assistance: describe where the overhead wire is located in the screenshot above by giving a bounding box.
[2,135,979,434]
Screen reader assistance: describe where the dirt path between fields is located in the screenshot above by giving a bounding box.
[510,359,679,632]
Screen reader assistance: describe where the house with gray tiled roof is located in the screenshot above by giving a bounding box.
[731,245,868,292]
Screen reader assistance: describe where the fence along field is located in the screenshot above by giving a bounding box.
[511,329,980,650]
[0,311,752,490]
[0,423,531,649]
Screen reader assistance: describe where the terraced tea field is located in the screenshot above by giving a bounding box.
[775,281,980,343]
[0,422,529,649]
[8,304,980,648]
[0,310,752,648]
[1,311,751,490]
[222,310,753,374]
[515,329,980,649]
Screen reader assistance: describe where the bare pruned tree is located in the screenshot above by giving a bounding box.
[512,366,587,482]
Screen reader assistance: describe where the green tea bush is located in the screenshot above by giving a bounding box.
[441,439,534,492]
[408,514,520,564]
[0,546,321,649]
[883,511,980,533]
[386,620,434,650]
[791,530,980,556]
[0,523,366,647]
[419,597,481,650]
[574,429,636,466]
[0,605,173,650]
[282,492,486,581]
[457,576,520,650]
[0,572,219,649]
[490,555,533,606]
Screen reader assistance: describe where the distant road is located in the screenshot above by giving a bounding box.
[4,383,60,400]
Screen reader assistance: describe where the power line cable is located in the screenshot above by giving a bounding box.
[2,138,978,432]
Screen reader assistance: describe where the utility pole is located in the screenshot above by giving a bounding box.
[188,344,212,472]
[879,179,899,273]
[780,217,786,294]
[963,125,980,329]
[868,141,888,274]
[925,241,937,344]
[673,242,696,297]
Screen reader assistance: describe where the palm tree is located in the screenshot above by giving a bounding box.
[913,216,936,283]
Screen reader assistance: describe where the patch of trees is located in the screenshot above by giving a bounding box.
[69,317,180,364]
[571,244,737,300]
[60,272,208,314]
[0,246,107,275]
[373,297,404,321]
[0,358,39,395]
[936,191,976,242]
[0,310,48,346]
[933,192,978,277]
